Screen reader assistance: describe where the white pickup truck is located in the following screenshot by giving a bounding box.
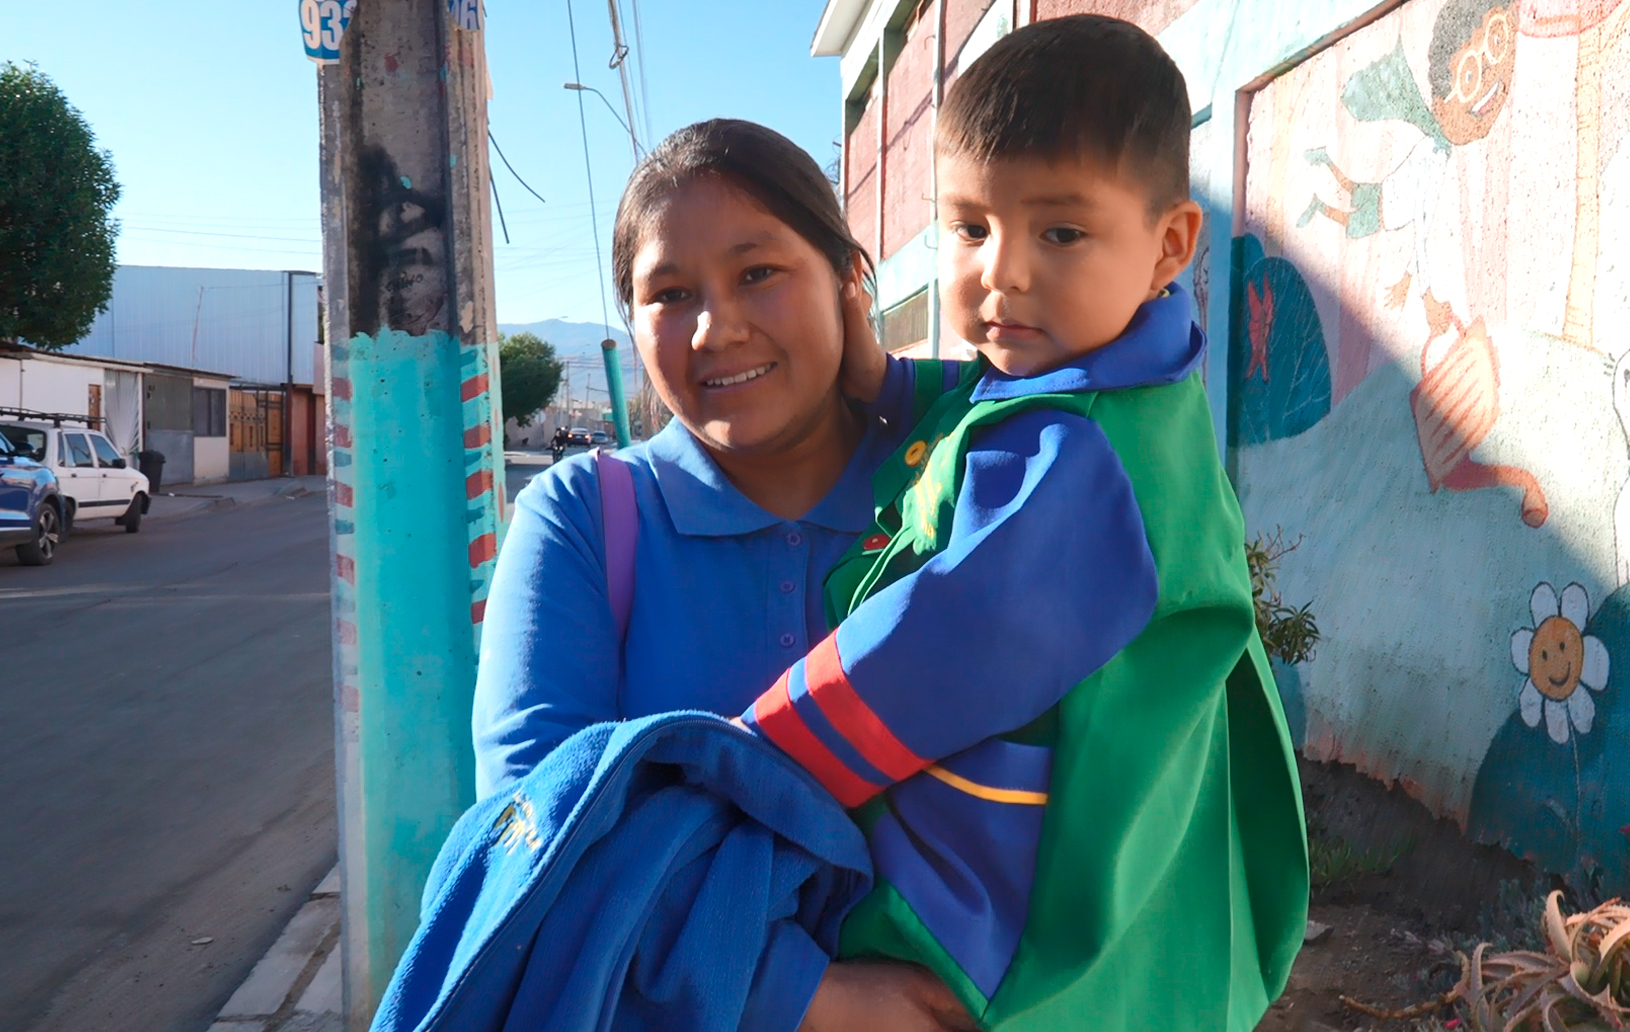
[0,412,151,534]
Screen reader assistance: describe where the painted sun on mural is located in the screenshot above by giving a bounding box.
[1230,0,1630,889]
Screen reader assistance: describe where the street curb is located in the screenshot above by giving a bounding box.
[208,866,342,1032]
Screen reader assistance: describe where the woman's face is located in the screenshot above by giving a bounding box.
[629,176,848,457]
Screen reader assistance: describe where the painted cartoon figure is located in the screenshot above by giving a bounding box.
[1299,0,1550,526]
[1299,0,1515,329]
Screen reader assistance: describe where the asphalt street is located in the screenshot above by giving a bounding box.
[503,446,559,504]
[0,491,335,1032]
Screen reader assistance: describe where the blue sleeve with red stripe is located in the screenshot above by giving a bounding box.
[741,408,1159,807]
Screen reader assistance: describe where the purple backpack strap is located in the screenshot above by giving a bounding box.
[594,448,637,641]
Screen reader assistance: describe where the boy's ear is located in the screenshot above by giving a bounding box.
[1150,200,1204,294]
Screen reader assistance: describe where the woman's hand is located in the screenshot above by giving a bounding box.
[799,960,978,1032]
[837,263,888,406]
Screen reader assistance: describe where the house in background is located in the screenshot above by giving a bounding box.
[0,347,148,459]
[63,264,327,481]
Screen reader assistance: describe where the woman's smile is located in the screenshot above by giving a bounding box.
[701,362,777,390]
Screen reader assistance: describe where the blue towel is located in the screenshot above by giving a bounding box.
[371,712,874,1032]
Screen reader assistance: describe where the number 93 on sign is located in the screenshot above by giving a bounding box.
[299,0,355,65]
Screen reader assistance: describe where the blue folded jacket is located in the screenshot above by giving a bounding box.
[371,712,874,1032]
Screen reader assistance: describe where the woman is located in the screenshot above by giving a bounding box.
[473,119,967,1031]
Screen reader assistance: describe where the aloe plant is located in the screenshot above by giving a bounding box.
[1347,893,1630,1030]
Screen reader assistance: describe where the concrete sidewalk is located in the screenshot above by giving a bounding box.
[147,476,326,521]
[209,866,342,1032]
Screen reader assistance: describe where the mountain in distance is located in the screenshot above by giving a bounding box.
[498,318,639,377]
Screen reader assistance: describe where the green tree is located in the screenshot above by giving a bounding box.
[0,62,120,349]
[499,331,564,428]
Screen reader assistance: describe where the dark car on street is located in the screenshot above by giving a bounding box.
[567,427,593,446]
[0,431,66,565]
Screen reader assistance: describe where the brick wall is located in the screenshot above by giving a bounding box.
[882,1,939,259]
[943,0,999,83]
[845,86,882,258]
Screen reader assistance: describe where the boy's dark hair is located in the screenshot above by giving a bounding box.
[612,119,873,314]
[938,15,1191,213]
[1428,0,1509,100]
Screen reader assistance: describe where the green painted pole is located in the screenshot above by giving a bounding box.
[601,337,631,447]
[317,4,504,1028]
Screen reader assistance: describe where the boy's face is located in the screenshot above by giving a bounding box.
[937,152,1201,377]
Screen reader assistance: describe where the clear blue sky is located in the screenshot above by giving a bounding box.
[5,1,840,327]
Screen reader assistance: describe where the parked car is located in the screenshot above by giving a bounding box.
[0,431,66,565]
[590,430,610,445]
[0,414,151,534]
[567,427,593,446]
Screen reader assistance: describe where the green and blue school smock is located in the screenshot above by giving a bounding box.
[738,285,1309,1030]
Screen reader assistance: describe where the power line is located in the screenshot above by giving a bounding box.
[488,129,548,206]
[603,0,643,162]
[564,0,615,343]
[627,0,654,146]
[490,170,511,245]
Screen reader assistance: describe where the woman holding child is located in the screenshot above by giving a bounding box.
[474,15,1307,1031]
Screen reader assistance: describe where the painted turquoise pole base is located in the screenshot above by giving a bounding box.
[601,341,632,448]
[328,327,502,1000]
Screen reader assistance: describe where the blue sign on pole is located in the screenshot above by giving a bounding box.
[448,0,481,31]
[300,0,355,65]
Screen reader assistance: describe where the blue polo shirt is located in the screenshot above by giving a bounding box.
[473,411,913,798]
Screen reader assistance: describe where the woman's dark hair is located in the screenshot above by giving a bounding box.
[611,119,873,313]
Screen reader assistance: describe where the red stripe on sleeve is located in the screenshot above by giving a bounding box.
[804,633,927,783]
[753,672,882,808]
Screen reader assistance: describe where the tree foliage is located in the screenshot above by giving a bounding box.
[0,62,120,349]
[499,332,564,428]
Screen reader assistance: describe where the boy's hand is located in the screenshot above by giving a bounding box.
[837,267,888,406]
[800,960,978,1032]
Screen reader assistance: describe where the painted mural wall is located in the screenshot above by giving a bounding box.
[1231,0,1630,888]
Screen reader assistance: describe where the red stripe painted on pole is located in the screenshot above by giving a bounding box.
[464,423,491,448]
[338,619,358,646]
[465,468,493,499]
[460,374,488,402]
[471,599,487,624]
[804,634,926,783]
[334,481,354,507]
[753,673,881,807]
[332,377,352,400]
[468,533,497,567]
[336,554,356,584]
[334,424,353,448]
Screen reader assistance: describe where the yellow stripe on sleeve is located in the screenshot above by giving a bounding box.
[923,763,1049,805]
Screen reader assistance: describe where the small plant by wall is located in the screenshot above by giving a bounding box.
[1247,528,1321,666]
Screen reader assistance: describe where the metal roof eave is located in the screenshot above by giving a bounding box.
[812,0,870,56]
[0,343,152,374]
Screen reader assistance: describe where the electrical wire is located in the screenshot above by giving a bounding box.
[490,170,511,245]
[603,0,643,161]
[488,129,549,206]
[564,0,615,342]
[627,0,654,145]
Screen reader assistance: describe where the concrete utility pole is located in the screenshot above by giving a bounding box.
[315,3,505,1027]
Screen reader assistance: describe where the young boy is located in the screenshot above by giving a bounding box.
[739,15,1308,1031]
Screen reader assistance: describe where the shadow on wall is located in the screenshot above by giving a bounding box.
[1224,0,1630,895]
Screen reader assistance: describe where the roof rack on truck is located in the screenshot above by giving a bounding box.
[0,407,103,428]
